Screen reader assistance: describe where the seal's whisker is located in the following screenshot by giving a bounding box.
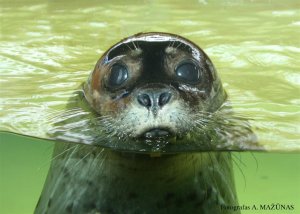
[175,41,183,49]
[48,144,79,199]
[168,40,176,48]
[50,144,78,162]
[250,152,259,172]
[232,152,247,168]
[200,154,209,199]
[37,145,68,171]
[131,41,138,50]
[73,147,96,168]
[124,43,133,51]
[207,152,219,189]
[232,154,247,190]
[64,144,79,165]
[97,151,108,170]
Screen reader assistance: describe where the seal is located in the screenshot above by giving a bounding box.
[35,33,239,214]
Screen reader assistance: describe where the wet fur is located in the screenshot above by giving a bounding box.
[35,144,238,214]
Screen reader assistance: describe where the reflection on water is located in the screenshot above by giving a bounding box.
[0,0,299,213]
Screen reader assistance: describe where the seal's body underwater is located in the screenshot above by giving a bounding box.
[35,33,239,214]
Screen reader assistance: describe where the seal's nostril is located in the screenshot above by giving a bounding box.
[137,94,152,108]
[144,128,170,139]
[138,91,172,109]
[159,92,172,107]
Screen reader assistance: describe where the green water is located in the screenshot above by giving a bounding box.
[1,0,300,213]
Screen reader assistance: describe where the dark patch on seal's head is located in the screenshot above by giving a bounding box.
[84,32,226,142]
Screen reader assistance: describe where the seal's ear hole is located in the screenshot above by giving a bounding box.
[108,63,129,87]
[175,61,202,84]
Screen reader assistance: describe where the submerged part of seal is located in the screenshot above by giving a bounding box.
[36,144,237,214]
[36,33,242,214]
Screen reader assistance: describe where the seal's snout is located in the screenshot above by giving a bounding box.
[137,91,172,109]
[143,128,171,139]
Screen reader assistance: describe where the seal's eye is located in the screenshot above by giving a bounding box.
[175,62,201,84]
[108,63,128,87]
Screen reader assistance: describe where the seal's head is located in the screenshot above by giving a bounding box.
[84,32,226,144]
